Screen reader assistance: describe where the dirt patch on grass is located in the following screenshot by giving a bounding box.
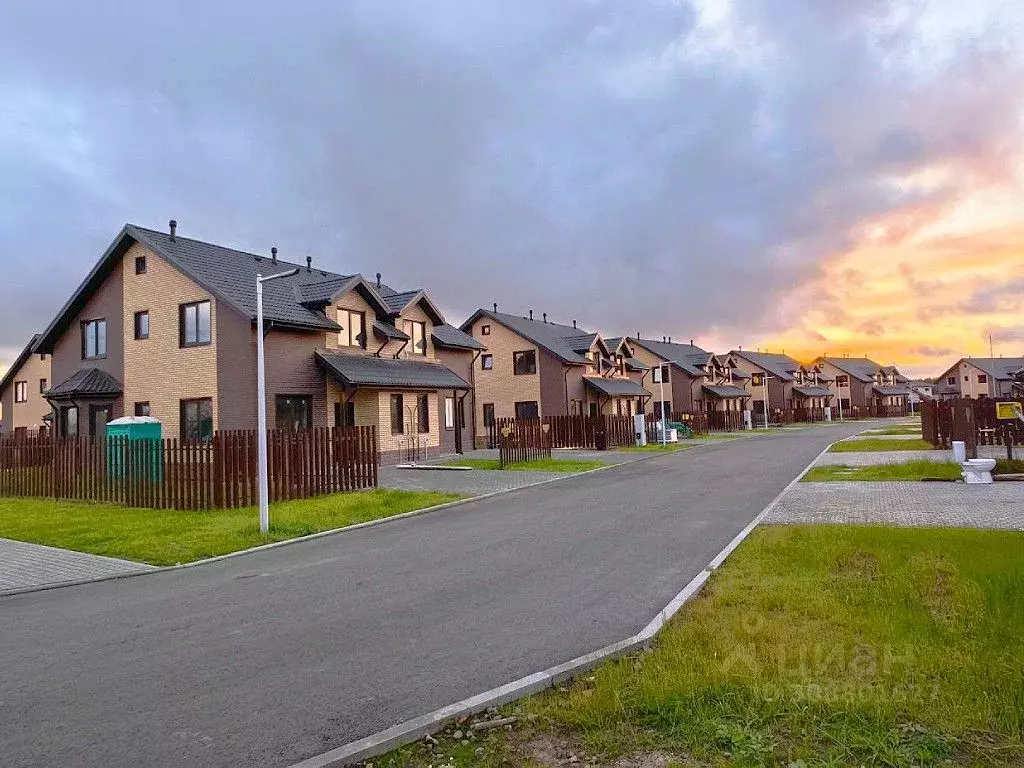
[521,733,693,768]
[832,549,880,582]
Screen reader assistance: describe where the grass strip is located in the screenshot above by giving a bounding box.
[830,437,937,452]
[803,460,961,482]
[0,489,460,566]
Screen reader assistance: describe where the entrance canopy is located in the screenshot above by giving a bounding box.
[315,351,470,391]
[583,376,649,398]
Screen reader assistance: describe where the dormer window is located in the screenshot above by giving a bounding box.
[403,320,427,356]
[338,309,366,349]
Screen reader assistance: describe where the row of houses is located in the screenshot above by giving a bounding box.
[0,222,913,461]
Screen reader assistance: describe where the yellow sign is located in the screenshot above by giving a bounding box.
[995,402,1023,421]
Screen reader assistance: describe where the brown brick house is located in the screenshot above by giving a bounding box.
[0,335,52,437]
[624,338,748,416]
[458,310,649,442]
[812,357,909,412]
[33,221,480,463]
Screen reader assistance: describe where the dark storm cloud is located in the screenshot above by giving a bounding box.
[1,0,1022,364]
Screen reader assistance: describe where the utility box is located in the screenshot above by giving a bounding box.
[106,416,163,481]
[634,413,647,446]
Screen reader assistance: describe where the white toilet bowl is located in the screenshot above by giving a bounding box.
[961,457,996,484]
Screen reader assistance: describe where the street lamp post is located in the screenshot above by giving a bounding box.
[659,363,668,445]
[256,268,299,533]
[760,374,773,429]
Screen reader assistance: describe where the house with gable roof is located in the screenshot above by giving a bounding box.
[0,334,51,437]
[32,220,482,463]
[812,356,910,414]
[458,308,650,441]
[933,357,1024,399]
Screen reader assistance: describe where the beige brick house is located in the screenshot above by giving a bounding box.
[0,335,52,437]
[33,221,481,463]
[458,309,650,442]
[933,357,1024,399]
[812,357,909,413]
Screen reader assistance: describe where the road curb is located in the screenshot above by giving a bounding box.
[287,439,837,768]
[0,440,721,599]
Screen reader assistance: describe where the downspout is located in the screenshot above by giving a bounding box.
[469,349,482,447]
[563,364,571,415]
[392,340,409,359]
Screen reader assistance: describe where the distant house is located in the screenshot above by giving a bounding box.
[729,351,802,413]
[813,357,910,413]
[32,221,479,463]
[0,335,51,438]
[625,338,748,417]
[458,310,649,440]
[933,357,1024,399]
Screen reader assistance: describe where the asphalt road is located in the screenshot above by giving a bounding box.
[1,423,865,767]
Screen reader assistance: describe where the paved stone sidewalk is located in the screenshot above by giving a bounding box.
[765,481,1024,529]
[0,538,153,593]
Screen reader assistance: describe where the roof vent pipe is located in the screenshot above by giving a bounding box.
[271,247,277,264]
[306,256,312,273]
[493,302,498,312]
[543,312,547,323]
[529,309,533,320]
[169,219,177,242]
[668,336,672,343]
[690,339,694,346]
[376,272,381,288]
[572,319,577,329]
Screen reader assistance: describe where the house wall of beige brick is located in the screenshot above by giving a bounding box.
[51,257,126,434]
[467,319,541,431]
[0,352,51,435]
[396,303,437,360]
[122,244,219,439]
[327,288,382,355]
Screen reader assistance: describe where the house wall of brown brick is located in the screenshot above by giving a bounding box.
[467,319,541,432]
[122,244,219,439]
[817,360,868,408]
[539,352,573,416]
[51,257,126,434]
[0,352,51,435]
[730,357,792,410]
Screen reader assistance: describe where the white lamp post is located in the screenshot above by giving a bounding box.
[659,363,669,444]
[256,268,299,533]
[759,373,774,429]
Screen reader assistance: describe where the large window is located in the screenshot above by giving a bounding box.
[390,394,404,434]
[135,254,147,274]
[444,397,455,430]
[978,374,988,384]
[338,309,366,349]
[652,365,667,383]
[179,300,211,347]
[947,376,956,385]
[334,400,355,428]
[14,381,27,403]
[482,403,495,427]
[405,320,427,356]
[135,402,151,417]
[81,318,107,359]
[417,393,430,433]
[653,400,671,419]
[481,354,493,370]
[515,400,539,419]
[180,398,213,442]
[835,375,849,386]
[134,310,149,340]
[513,350,537,375]
[275,395,312,431]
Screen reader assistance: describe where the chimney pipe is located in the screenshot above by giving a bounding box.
[572,320,577,329]
[169,219,177,242]
[493,302,498,312]
[543,312,547,323]
[271,247,278,264]
[306,256,312,273]
[668,336,672,343]
[690,339,694,346]
[376,272,381,288]
[529,309,533,320]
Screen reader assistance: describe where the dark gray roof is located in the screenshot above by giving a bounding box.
[728,368,751,380]
[821,357,889,383]
[565,333,599,352]
[460,310,593,365]
[432,323,485,350]
[628,338,711,376]
[793,385,832,398]
[959,357,1024,381]
[0,334,41,395]
[625,358,650,372]
[382,290,420,314]
[873,385,910,396]
[730,351,800,381]
[315,352,470,390]
[46,368,123,398]
[702,384,749,399]
[298,276,358,305]
[372,320,409,341]
[583,377,649,397]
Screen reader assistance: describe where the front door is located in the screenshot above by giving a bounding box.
[89,405,110,439]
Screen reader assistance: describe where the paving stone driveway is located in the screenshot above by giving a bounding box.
[0,538,152,594]
[766,481,1024,529]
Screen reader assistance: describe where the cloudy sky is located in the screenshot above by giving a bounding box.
[2,0,1023,377]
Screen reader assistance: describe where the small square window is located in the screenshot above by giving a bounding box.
[481,354,493,370]
[481,324,491,336]
[135,402,151,417]
[135,255,147,275]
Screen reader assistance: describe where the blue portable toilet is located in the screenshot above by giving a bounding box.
[106,416,163,481]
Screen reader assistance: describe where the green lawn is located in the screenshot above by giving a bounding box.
[803,460,962,482]
[830,437,937,452]
[0,489,460,566]
[862,427,924,436]
[440,458,608,472]
[616,442,691,452]
[995,458,1024,475]
[379,525,1024,768]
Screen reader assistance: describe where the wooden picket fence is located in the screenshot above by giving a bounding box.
[921,397,1024,454]
[0,426,377,510]
[497,419,553,468]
